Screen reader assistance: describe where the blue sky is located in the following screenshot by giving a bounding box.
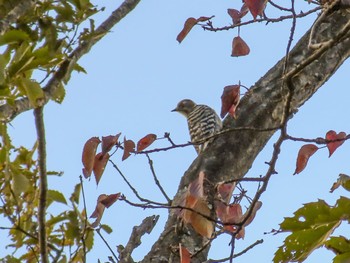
[3,0,350,262]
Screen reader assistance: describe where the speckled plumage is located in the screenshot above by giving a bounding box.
[172,99,222,154]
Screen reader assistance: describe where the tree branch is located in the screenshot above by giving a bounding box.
[141,8,350,262]
[119,215,159,263]
[0,0,35,35]
[0,0,141,122]
[34,106,48,263]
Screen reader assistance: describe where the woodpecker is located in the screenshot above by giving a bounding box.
[172,99,222,154]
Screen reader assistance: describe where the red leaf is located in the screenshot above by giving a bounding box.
[90,194,107,227]
[231,36,250,57]
[244,0,268,19]
[102,133,121,155]
[122,137,135,161]
[82,137,101,178]
[90,193,121,227]
[240,3,249,18]
[326,130,346,157]
[100,193,121,208]
[137,133,157,152]
[221,85,240,118]
[242,201,262,226]
[93,152,110,185]
[176,17,198,43]
[216,182,236,203]
[179,244,191,263]
[294,144,319,175]
[227,9,241,24]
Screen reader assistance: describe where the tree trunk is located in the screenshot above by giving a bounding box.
[141,7,350,263]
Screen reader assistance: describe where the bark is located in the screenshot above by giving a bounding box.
[141,7,350,263]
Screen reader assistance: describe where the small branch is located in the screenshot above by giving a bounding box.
[79,175,88,262]
[96,228,119,262]
[119,215,159,263]
[34,107,48,263]
[202,7,321,32]
[145,154,171,203]
[206,239,263,263]
[109,159,166,206]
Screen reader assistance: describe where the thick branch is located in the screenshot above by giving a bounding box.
[141,8,350,263]
[34,107,48,263]
[0,0,141,122]
[0,0,35,35]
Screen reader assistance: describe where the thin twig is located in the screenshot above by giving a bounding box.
[145,154,171,203]
[80,175,88,262]
[96,228,119,262]
[109,159,166,206]
[34,106,48,263]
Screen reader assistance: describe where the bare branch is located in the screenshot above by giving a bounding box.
[34,106,48,263]
[119,215,159,263]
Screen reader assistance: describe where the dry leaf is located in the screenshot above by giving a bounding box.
[102,133,121,155]
[137,133,157,152]
[221,85,240,118]
[122,137,135,161]
[231,36,250,57]
[326,130,346,157]
[93,152,109,185]
[176,17,198,43]
[82,137,101,178]
[294,144,319,175]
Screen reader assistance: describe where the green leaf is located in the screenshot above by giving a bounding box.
[11,165,30,194]
[20,78,44,107]
[73,63,87,74]
[333,252,350,263]
[70,183,81,204]
[85,228,94,251]
[52,81,66,103]
[274,199,342,263]
[325,236,350,255]
[47,190,67,205]
[100,224,113,234]
[0,30,30,46]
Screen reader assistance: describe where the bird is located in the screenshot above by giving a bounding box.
[172,99,222,154]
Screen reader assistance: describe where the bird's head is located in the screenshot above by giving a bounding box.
[172,99,196,117]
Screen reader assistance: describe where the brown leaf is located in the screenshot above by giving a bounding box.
[227,9,242,24]
[137,133,157,152]
[215,201,244,238]
[90,193,121,227]
[216,182,236,203]
[330,173,350,193]
[242,201,262,226]
[326,130,346,157]
[176,17,198,43]
[294,144,319,175]
[187,198,214,238]
[93,152,110,185]
[244,0,268,19]
[82,137,101,178]
[221,85,240,118]
[122,137,135,161]
[240,3,249,18]
[231,36,250,57]
[102,133,121,155]
[179,243,191,263]
[100,193,121,208]
[90,194,107,227]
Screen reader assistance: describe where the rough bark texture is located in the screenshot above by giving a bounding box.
[141,7,350,263]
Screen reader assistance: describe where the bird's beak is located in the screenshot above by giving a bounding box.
[171,108,178,112]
